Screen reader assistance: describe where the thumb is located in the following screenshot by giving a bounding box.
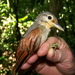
[46,48,68,62]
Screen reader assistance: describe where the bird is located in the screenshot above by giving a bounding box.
[12,11,64,75]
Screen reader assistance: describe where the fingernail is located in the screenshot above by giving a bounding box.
[49,48,54,57]
[47,48,54,60]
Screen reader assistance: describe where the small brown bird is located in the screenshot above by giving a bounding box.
[12,12,64,75]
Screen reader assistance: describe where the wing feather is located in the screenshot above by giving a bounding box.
[12,28,41,75]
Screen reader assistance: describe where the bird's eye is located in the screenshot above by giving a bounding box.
[48,16,52,20]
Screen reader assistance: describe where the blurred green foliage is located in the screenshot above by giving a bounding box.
[0,0,75,75]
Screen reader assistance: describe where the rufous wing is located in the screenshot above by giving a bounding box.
[12,28,41,75]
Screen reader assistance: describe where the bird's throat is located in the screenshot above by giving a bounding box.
[41,22,53,29]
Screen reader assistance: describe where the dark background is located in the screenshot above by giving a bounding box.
[0,0,75,75]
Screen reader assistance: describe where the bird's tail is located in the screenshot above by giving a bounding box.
[12,64,17,75]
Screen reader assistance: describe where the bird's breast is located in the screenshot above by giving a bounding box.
[40,27,51,45]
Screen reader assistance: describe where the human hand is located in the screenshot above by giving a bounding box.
[21,37,75,75]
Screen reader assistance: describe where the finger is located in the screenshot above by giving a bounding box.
[46,48,68,62]
[21,63,31,69]
[47,37,69,50]
[47,37,60,45]
[37,42,50,56]
[37,37,64,57]
[27,54,38,64]
[21,54,38,70]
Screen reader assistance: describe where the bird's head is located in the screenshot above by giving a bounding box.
[35,12,64,31]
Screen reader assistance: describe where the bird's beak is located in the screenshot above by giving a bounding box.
[52,22,64,31]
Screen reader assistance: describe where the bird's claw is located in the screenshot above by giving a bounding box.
[50,43,60,50]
